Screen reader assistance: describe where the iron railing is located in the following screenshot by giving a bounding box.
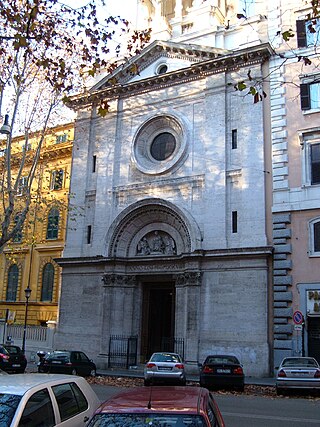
[108,335,138,368]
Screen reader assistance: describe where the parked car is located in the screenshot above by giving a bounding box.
[144,352,186,386]
[87,386,225,427]
[38,350,97,377]
[0,373,100,426]
[0,344,27,374]
[199,354,245,391]
[276,356,320,395]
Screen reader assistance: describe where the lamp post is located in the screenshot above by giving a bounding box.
[22,287,32,355]
[0,114,11,135]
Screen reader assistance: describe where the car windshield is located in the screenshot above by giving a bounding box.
[0,394,22,425]
[5,346,21,355]
[282,358,318,367]
[88,413,206,426]
[206,356,238,364]
[150,354,181,363]
[46,351,70,360]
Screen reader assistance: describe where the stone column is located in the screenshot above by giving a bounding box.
[175,272,202,362]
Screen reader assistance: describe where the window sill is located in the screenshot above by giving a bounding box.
[302,108,320,115]
[309,253,320,258]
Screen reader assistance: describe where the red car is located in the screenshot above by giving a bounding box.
[87,386,225,427]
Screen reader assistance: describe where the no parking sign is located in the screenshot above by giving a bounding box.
[293,310,304,325]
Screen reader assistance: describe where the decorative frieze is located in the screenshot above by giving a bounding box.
[102,274,137,288]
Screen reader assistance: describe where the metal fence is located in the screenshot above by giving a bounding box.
[160,337,185,359]
[108,335,138,368]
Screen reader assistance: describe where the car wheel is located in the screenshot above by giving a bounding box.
[90,369,96,377]
[71,368,77,376]
[144,379,151,386]
[180,379,186,386]
[237,385,245,392]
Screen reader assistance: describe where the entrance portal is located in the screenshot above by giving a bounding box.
[308,316,320,362]
[141,283,175,360]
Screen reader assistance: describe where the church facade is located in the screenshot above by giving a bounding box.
[55,1,274,376]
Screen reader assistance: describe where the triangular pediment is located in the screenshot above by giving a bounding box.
[90,40,229,91]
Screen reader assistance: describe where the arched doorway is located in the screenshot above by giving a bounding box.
[104,198,202,362]
[141,281,175,359]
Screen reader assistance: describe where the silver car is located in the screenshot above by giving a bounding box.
[0,373,100,426]
[144,352,186,386]
[276,356,320,395]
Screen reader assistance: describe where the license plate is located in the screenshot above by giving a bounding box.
[52,361,62,364]
[158,367,172,371]
[217,368,231,374]
[293,372,309,377]
[12,364,20,367]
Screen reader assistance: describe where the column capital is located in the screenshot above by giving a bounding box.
[175,271,202,287]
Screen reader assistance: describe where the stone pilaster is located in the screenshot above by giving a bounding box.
[273,214,293,369]
[175,272,202,362]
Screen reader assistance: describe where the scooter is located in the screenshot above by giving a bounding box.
[37,350,47,373]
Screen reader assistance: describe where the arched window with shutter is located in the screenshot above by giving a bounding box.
[6,265,19,301]
[41,263,54,301]
[46,207,59,240]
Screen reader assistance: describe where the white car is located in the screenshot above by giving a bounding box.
[276,356,320,395]
[144,352,186,386]
[0,373,100,426]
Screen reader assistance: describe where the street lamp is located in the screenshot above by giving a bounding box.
[22,287,32,355]
[0,114,11,135]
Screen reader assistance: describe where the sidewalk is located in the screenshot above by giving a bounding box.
[26,363,276,387]
[95,366,276,387]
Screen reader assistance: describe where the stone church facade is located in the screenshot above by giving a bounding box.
[55,1,274,376]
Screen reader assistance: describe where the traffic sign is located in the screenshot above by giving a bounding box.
[293,310,304,325]
[294,324,303,331]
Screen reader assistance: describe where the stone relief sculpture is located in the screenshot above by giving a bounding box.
[137,231,176,256]
[137,237,151,255]
[152,231,164,252]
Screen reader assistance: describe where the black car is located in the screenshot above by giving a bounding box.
[0,345,27,373]
[38,350,96,376]
[199,354,245,391]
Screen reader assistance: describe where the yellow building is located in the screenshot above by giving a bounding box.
[0,122,74,326]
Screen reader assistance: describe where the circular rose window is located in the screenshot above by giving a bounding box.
[132,116,187,175]
[150,132,176,161]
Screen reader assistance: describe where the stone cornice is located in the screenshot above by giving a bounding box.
[55,245,273,268]
[68,43,272,110]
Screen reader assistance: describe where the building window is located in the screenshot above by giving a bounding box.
[41,263,54,302]
[232,129,238,149]
[55,133,68,143]
[6,265,19,302]
[232,211,238,233]
[133,115,186,175]
[13,214,23,243]
[300,82,320,111]
[297,18,320,48]
[87,225,92,244]
[309,218,320,256]
[301,131,320,186]
[50,169,64,190]
[310,143,320,184]
[17,176,28,196]
[46,207,59,240]
[156,64,168,75]
[150,132,176,161]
